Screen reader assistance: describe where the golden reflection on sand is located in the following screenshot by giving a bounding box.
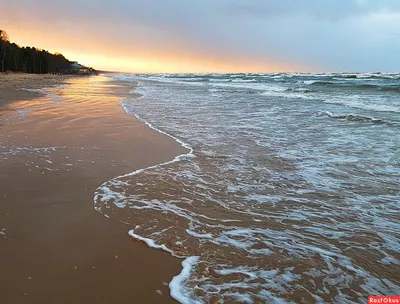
[0,75,186,303]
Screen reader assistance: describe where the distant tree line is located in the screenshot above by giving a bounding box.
[0,29,75,74]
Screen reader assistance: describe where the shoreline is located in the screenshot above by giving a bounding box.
[0,73,186,303]
[100,87,197,303]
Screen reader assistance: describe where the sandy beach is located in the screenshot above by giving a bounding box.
[0,73,71,108]
[0,74,186,303]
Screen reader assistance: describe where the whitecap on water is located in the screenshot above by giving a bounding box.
[96,74,400,303]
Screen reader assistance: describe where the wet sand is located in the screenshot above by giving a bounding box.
[0,73,73,108]
[0,75,186,303]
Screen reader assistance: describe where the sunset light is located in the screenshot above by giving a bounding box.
[3,26,303,73]
[1,1,399,303]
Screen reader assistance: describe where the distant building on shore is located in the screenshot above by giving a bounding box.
[60,61,98,75]
[70,61,83,70]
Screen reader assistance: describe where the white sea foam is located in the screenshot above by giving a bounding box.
[119,92,193,157]
[129,82,147,96]
[261,89,315,100]
[128,226,179,257]
[323,95,400,113]
[93,84,203,302]
[304,80,318,85]
[231,78,257,83]
[169,257,201,304]
[95,74,400,303]
[321,111,394,124]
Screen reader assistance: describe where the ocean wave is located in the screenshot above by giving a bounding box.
[110,73,137,82]
[209,78,230,82]
[93,91,201,304]
[320,111,394,124]
[94,77,400,303]
[306,81,400,93]
[208,81,287,93]
[347,73,400,80]
[259,86,316,99]
[285,87,314,93]
[148,76,206,86]
[231,79,258,83]
[261,90,315,100]
[150,76,207,83]
[119,74,400,114]
[129,82,147,96]
[323,96,400,113]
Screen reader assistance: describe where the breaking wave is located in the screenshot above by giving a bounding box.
[98,74,400,303]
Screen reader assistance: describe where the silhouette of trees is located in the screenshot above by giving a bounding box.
[0,30,9,72]
[0,29,77,74]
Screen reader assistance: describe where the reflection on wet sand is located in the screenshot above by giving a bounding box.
[0,76,185,304]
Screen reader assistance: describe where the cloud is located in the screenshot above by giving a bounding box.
[224,0,400,21]
[2,0,400,72]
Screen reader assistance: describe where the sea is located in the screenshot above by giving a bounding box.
[94,73,400,303]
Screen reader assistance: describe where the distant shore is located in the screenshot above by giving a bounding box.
[0,74,185,303]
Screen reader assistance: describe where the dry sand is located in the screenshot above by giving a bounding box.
[0,74,186,303]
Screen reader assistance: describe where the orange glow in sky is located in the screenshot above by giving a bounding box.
[2,19,309,73]
[3,0,400,72]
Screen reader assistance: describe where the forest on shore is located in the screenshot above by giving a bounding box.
[0,30,95,74]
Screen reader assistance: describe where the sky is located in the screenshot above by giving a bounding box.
[1,0,400,73]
